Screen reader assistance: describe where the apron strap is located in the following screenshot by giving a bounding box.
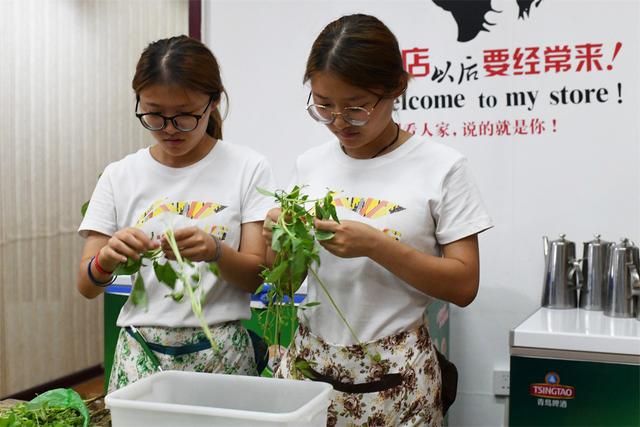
[295,357,403,394]
[124,326,163,371]
[125,326,213,357]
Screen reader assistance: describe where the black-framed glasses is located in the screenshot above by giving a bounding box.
[306,92,382,126]
[135,95,215,132]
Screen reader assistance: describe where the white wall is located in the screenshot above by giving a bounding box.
[0,0,188,397]
[204,1,640,425]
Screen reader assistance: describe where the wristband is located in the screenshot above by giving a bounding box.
[88,257,116,287]
[209,235,222,262]
[94,249,114,275]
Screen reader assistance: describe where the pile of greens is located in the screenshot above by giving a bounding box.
[0,389,89,427]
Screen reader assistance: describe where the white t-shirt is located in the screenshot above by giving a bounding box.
[294,135,493,345]
[78,141,276,328]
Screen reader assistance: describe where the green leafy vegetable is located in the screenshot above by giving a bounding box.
[153,260,177,289]
[80,201,89,219]
[293,357,317,380]
[258,186,327,348]
[259,186,380,367]
[0,388,89,427]
[131,273,148,309]
[314,230,335,241]
[162,227,219,352]
[108,227,221,354]
[113,256,143,276]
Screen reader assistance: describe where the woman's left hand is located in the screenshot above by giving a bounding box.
[161,226,218,262]
[313,219,382,258]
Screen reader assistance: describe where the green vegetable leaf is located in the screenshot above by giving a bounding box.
[310,252,321,265]
[256,187,275,197]
[314,201,325,220]
[143,247,163,260]
[289,185,301,200]
[292,221,309,239]
[264,260,289,284]
[208,262,220,277]
[169,290,184,302]
[80,201,89,218]
[131,273,148,310]
[294,357,317,380]
[114,257,142,276]
[315,230,335,241]
[328,204,340,223]
[291,250,309,283]
[153,261,177,289]
[271,227,286,251]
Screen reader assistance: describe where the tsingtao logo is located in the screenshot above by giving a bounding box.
[529,372,576,399]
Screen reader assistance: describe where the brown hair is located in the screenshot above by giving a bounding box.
[304,14,409,97]
[132,35,227,139]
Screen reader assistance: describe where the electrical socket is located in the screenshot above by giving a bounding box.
[493,370,510,396]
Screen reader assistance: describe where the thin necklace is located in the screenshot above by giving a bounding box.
[341,122,401,159]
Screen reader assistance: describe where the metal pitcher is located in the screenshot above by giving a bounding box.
[604,238,640,318]
[541,234,583,309]
[579,235,611,311]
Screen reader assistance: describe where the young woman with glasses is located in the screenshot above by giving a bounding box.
[77,36,275,391]
[263,14,492,426]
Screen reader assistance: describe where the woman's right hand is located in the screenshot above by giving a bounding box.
[261,208,281,246]
[98,227,159,272]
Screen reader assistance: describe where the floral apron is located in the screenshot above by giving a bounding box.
[275,322,444,427]
[108,321,257,393]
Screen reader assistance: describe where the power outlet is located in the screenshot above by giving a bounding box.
[493,370,510,396]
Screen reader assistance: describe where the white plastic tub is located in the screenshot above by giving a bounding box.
[105,370,332,427]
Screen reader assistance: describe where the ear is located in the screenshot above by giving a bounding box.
[390,73,411,98]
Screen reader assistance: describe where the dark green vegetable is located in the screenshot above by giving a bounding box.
[257,186,381,366]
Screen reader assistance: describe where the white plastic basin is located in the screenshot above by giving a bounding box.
[105,370,332,427]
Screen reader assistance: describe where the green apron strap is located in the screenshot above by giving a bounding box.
[125,326,163,372]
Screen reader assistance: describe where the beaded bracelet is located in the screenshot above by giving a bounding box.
[87,256,116,287]
[209,234,222,263]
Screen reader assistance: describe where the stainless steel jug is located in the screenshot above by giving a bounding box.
[541,234,583,309]
[579,235,611,311]
[604,239,640,318]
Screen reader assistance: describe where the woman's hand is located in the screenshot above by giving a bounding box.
[313,219,383,258]
[261,208,281,246]
[99,227,158,272]
[161,226,219,262]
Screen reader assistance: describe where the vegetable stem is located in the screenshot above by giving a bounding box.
[164,227,219,352]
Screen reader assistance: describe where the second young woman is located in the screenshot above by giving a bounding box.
[264,14,492,426]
